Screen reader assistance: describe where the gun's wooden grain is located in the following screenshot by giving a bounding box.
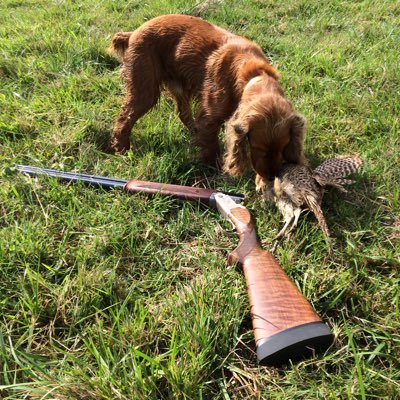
[228,207,321,343]
[125,180,217,204]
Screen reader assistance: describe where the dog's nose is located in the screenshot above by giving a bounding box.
[263,173,276,182]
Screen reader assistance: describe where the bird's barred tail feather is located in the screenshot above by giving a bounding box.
[313,155,363,189]
[314,155,363,179]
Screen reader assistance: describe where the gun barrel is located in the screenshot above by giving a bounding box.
[15,164,244,207]
[15,164,128,189]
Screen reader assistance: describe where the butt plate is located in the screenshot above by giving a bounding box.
[256,322,333,366]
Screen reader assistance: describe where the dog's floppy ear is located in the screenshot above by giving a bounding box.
[283,114,307,165]
[223,116,251,176]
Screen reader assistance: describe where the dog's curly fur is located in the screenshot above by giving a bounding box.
[109,14,306,182]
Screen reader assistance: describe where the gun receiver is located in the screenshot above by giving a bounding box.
[15,165,333,365]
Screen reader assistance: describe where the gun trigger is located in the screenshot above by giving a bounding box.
[227,249,240,266]
[226,218,236,230]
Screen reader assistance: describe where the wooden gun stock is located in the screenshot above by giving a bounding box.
[215,193,333,365]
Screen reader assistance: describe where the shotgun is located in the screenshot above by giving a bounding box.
[15,164,333,366]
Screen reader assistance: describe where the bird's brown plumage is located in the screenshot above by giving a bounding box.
[268,155,363,252]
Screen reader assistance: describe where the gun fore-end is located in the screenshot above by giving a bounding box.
[214,193,333,366]
[124,180,244,206]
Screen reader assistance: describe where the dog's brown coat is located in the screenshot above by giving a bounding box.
[110,14,306,182]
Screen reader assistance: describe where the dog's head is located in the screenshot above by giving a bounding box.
[223,94,306,185]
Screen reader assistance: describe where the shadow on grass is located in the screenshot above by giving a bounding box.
[86,124,233,183]
[323,178,382,240]
[77,122,113,153]
[90,50,121,72]
[0,121,41,142]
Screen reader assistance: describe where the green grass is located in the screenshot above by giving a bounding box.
[1,0,399,398]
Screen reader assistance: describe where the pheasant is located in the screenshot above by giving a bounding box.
[266,155,363,251]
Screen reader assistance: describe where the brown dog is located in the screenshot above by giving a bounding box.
[109,14,306,184]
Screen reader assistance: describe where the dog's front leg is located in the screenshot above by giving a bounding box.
[193,109,222,167]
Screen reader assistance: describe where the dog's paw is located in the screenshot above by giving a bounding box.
[109,138,130,154]
[256,174,274,195]
[255,174,266,192]
[255,174,276,204]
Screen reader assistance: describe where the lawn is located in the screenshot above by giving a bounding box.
[0,0,399,399]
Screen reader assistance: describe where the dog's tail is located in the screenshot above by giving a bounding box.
[108,32,132,59]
